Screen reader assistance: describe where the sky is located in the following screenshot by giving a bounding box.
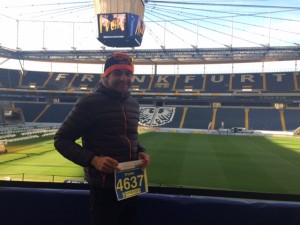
[0,0,299,73]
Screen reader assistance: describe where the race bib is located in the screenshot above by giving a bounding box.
[114,160,148,201]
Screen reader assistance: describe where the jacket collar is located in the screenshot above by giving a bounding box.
[94,82,130,99]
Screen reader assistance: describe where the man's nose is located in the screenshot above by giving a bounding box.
[119,72,128,80]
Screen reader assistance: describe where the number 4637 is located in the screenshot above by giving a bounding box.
[116,175,144,191]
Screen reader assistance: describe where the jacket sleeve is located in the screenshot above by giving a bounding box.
[54,97,96,167]
[137,142,146,153]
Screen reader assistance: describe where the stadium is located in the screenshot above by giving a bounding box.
[0,0,300,225]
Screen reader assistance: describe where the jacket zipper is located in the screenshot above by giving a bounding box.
[120,99,132,160]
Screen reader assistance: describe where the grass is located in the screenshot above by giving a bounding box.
[140,132,300,195]
[1,132,300,195]
[0,137,83,182]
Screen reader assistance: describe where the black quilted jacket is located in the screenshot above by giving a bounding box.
[54,82,145,188]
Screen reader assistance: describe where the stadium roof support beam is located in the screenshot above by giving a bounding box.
[0,45,299,65]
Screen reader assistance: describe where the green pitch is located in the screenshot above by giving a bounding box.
[0,137,83,182]
[1,132,300,195]
[140,132,300,195]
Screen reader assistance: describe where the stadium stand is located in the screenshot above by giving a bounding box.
[204,74,230,93]
[284,108,300,131]
[215,107,245,129]
[183,107,213,129]
[1,69,300,93]
[14,102,48,122]
[139,106,183,128]
[0,68,20,88]
[1,68,300,132]
[1,108,25,125]
[264,72,296,93]
[151,75,176,93]
[175,74,204,92]
[231,73,264,92]
[0,108,4,126]
[249,108,283,131]
[71,73,100,90]
[7,102,300,133]
[35,103,74,123]
[21,71,49,88]
[154,106,183,128]
[3,102,300,133]
[296,72,300,90]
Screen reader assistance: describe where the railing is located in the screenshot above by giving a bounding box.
[0,173,84,183]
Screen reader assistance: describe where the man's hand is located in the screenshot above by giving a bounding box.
[138,152,150,171]
[91,156,120,173]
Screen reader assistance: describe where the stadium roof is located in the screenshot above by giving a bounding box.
[0,45,300,65]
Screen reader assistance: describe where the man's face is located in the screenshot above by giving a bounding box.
[106,69,133,93]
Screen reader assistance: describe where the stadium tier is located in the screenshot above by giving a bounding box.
[0,68,300,131]
[0,68,299,94]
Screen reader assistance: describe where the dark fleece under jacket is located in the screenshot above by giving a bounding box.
[54,83,145,188]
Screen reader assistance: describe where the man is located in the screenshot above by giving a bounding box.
[54,52,150,225]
